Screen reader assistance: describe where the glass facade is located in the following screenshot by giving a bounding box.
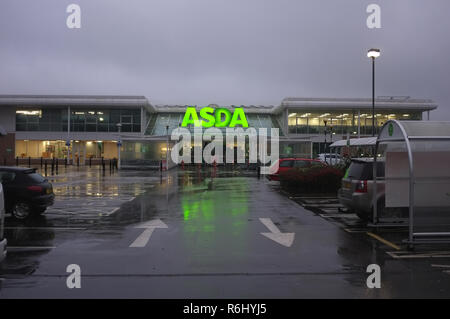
[145,112,283,136]
[122,141,169,161]
[16,108,141,133]
[287,111,422,136]
[15,140,118,159]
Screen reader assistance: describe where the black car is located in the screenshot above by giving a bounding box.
[0,167,54,219]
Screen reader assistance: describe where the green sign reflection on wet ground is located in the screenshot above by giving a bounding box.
[180,174,250,259]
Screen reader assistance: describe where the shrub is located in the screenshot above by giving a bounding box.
[279,165,344,194]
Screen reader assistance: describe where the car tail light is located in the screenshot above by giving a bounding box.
[27,185,43,193]
[355,180,368,193]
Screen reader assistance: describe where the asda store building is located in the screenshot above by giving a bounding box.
[0,95,437,167]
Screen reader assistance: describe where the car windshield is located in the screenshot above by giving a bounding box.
[347,161,385,180]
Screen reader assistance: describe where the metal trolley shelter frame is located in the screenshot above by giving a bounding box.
[373,120,450,247]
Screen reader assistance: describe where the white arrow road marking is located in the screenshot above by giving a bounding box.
[129,219,168,248]
[259,218,295,247]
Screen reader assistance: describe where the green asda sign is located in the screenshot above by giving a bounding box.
[181,107,249,128]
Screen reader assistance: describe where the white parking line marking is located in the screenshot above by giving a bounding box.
[7,246,56,250]
[319,213,360,219]
[104,207,121,216]
[387,251,450,259]
[431,264,450,268]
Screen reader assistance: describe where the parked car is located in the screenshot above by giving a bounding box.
[0,183,6,262]
[317,153,344,166]
[0,167,54,220]
[267,158,326,181]
[338,158,407,221]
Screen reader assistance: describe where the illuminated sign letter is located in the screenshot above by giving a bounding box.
[229,108,249,128]
[199,107,215,128]
[181,107,200,127]
[214,108,232,128]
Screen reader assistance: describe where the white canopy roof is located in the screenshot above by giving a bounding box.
[379,120,450,141]
[329,136,377,148]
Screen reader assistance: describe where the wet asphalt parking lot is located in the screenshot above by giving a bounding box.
[1,166,450,298]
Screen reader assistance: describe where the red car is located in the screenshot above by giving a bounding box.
[267,158,326,181]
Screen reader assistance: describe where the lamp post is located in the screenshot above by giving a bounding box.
[116,123,122,169]
[67,106,71,165]
[367,48,380,136]
[323,120,328,153]
[166,125,169,171]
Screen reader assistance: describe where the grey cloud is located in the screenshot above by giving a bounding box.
[0,0,449,118]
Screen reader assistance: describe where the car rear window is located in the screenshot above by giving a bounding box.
[23,172,46,183]
[347,161,385,180]
[279,160,294,167]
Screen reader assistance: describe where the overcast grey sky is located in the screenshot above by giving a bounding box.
[0,0,449,119]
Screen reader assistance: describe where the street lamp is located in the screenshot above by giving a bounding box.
[166,125,169,171]
[367,48,380,136]
[116,123,122,169]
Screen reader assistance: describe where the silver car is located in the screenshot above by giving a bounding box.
[338,158,407,221]
[317,153,344,166]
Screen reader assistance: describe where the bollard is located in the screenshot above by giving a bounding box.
[65,157,67,167]
[28,156,31,167]
[56,158,59,174]
[51,158,55,175]
[257,164,261,179]
[16,156,19,166]
[45,160,48,176]
[89,157,92,167]
[77,156,79,167]
[40,157,43,168]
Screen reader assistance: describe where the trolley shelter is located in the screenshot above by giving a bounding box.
[374,120,450,246]
[329,136,377,160]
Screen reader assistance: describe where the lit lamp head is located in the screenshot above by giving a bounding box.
[367,48,381,59]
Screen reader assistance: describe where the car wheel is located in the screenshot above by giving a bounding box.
[12,202,32,220]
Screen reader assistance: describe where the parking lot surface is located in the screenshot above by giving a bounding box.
[1,166,450,298]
